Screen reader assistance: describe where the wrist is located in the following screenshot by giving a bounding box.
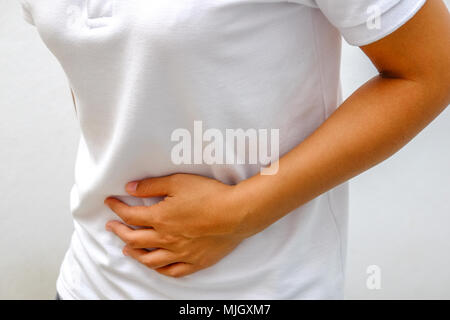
[227,177,271,239]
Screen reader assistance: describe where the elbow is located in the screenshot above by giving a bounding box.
[412,68,450,110]
[434,74,450,108]
[426,60,450,107]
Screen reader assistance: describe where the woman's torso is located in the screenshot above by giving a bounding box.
[26,0,348,299]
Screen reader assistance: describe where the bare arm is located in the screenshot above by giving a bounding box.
[234,0,450,237]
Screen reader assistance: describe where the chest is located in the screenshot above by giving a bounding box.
[30,0,313,53]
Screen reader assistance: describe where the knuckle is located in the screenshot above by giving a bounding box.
[124,214,140,226]
[125,235,139,247]
[151,206,166,227]
[178,250,190,260]
[169,269,185,278]
[173,238,190,252]
[121,214,132,224]
[143,258,156,269]
[120,231,130,241]
[142,253,163,269]
[136,182,149,195]
[111,203,123,214]
[160,233,176,244]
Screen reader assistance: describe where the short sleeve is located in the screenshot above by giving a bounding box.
[289,0,427,46]
[20,0,35,25]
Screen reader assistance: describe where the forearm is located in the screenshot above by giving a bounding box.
[233,75,449,238]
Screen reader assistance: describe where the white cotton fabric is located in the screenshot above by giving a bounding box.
[21,0,425,299]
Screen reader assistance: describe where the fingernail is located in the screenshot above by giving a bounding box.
[105,222,112,231]
[126,181,138,193]
[123,247,129,256]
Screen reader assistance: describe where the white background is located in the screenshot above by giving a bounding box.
[1,0,449,299]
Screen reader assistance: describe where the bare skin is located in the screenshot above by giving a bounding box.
[104,0,450,278]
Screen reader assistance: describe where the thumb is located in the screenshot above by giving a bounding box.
[125,176,173,197]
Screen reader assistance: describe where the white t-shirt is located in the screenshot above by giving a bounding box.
[21,0,425,299]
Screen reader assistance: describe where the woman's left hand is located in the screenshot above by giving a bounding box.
[104,173,250,278]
